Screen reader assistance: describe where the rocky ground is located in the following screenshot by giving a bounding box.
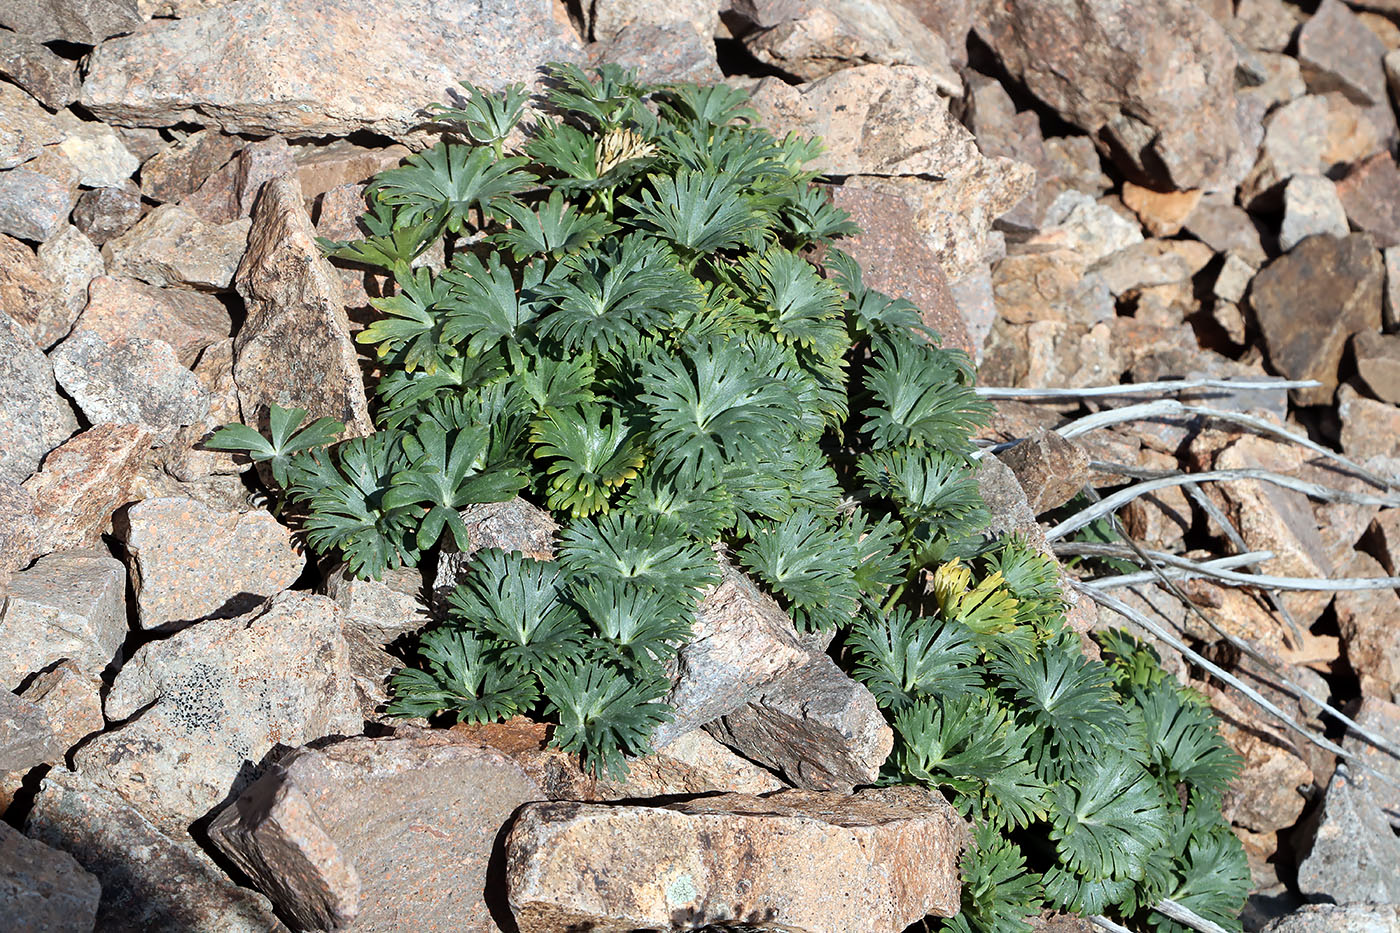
[3,0,1400,931]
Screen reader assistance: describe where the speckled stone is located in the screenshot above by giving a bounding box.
[70,275,232,367]
[121,496,304,631]
[0,549,127,691]
[0,688,63,773]
[0,309,77,484]
[0,0,142,44]
[73,592,363,835]
[0,821,100,933]
[102,203,251,290]
[234,175,372,438]
[0,232,66,349]
[81,0,584,139]
[294,140,409,201]
[22,423,152,553]
[140,129,240,204]
[0,479,38,584]
[52,330,211,436]
[36,223,104,347]
[0,164,77,243]
[18,660,104,759]
[0,33,79,110]
[72,182,143,247]
[25,767,281,933]
[432,497,560,607]
[0,80,64,170]
[322,562,430,645]
[55,111,140,189]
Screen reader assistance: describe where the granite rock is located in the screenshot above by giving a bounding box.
[36,223,103,346]
[72,182,143,247]
[0,308,78,483]
[70,275,232,367]
[1337,152,1400,249]
[0,33,80,110]
[0,75,64,170]
[54,112,140,189]
[0,162,78,243]
[52,330,210,436]
[22,423,152,553]
[0,821,100,933]
[140,129,240,204]
[0,231,66,349]
[1280,174,1349,252]
[0,549,127,691]
[102,204,251,290]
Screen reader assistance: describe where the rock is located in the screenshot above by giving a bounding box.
[0,309,77,484]
[592,20,724,84]
[234,175,372,438]
[977,452,1049,548]
[1035,190,1145,265]
[826,186,972,354]
[0,162,77,243]
[991,248,1114,329]
[1215,252,1257,305]
[54,112,139,189]
[140,129,240,204]
[1334,551,1400,701]
[0,480,38,584]
[1264,905,1400,933]
[744,0,960,90]
[0,231,66,348]
[505,786,966,933]
[26,767,282,932]
[0,821,101,933]
[1298,764,1400,904]
[22,423,151,552]
[1297,0,1391,109]
[293,140,408,201]
[322,562,430,644]
[72,182,143,246]
[18,660,104,758]
[82,0,584,139]
[0,0,141,42]
[1242,93,1381,206]
[36,223,103,346]
[0,549,127,691]
[183,135,297,224]
[1232,0,1303,53]
[1213,301,1248,346]
[102,203,251,290]
[1120,182,1200,238]
[1250,234,1383,406]
[1337,153,1400,248]
[950,266,997,359]
[974,0,1250,190]
[1088,238,1213,298]
[209,731,551,932]
[52,330,210,436]
[749,64,1033,279]
[1211,684,1314,835]
[1339,382,1400,459]
[0,78,64,170]
[1344,697,1400,817]
[70,275,232,368]
[1355,330,1400,403]
[73,592,362,833]
[1280,174,1350,252]
[432,497,559,604]
[999,428,1092,513]
[0,33,80,110]
[1184,195,1267,267]
[652,558,811,747]
[591,0,720,41]
[0,689,63,773]
[706,652,892,792]
[122,496,304,631]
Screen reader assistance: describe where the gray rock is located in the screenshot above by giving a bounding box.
[0,32,80,110]
[1183,195,1267,267]
[323,562,430,644]
[73,592,363,833]
[23,423,153,554]
[1385,246,1400,332]
[1232,0,1303,54]
[978,452,1049,549]
[140,129,240,204]
[52,330,210,436]
[1337,153,1400,249]
[1039,190,1145,265]
[591,21,723,84]
[0,688,63,773]
[55,112,140,189]
[0,165,77,243]
[17,660,104,760]
[72,182,143,246]
[71,275,232,368]
[0,821,101,933]
[1297,765,1400,904]
[233,175,372,438]
[1215,252,1258,305]
[0,548,126,691]
[1280,174,1350,252]
[433,497,560,607]
[0,80,64,170]
[0,230,67,349]
[122,496,304,631]
[1263,905,1400,933]
[1297,0,1390,108]
[81,0,584,139]
[26,767,282,933]
[37,223,103,346]
[0,0,142,43]
[706,651,892,792]
[210,731,552,932]
[0,479,38,585]
[102,203,251,290]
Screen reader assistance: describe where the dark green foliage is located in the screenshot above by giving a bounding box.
[210,68,1247,932]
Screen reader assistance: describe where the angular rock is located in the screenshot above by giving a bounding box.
[1088,238,1213,298]
[975,0,1250,190]
[1298,765,1400,904]
[1250,234,1383,405]
[0,480,38,584]
[591,0,720,41]
[0,80,64,170]
[1120,182,1201,238]
[74,592,362,833]
[102,203,251,290]
[72,182,143,247]
[1280,174,1349,252]
[140,129,240,204]
[1214,252,1257,305]
[1242,93,1381,205]
[82,0,584,139]
[0,0,141,43]
[1297,0,1390,109]
[0,33,80,110]
[592,20,724,84]
[74,276,232,368]
[749,64,1033,278]
[209,731,552,931]
[827,186,971,354]
[1183,195,1267,267]
[183,135,297,225]
[22,423,151,552]
[433,497,560,604]
[0,231,66,348]
[950,265,997,358]
[0,689,63,774]
[706,652,892,792]
[322,562,430,645]
[293,140,408,201]
[1035,190,1145,265]
[234,175,372,437]
[26,767,282,932]
[0,309,76,484]
[0,549,126,691]
[0,163,77,243]
[36,223,103,345]
[55,112,140,189]
[1263,905,1400,933]
[18,660,104,756]
[652,558,811,747]
[1339,382,1400,459]
[506,786,966,933]
[1355,329,1400,403]
[0,821,100,933]
[1211,685,1314,835]
[122,496,304,631]
[999,428,1092,513]
[1334,551,1400,701]
[52,330,210,436]
[1232,0,1303,53]
[991,248,1113,329]
[1337,152,1400,248]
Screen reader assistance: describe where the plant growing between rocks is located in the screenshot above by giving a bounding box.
[210,65,1249,932]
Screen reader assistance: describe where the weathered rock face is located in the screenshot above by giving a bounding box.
[0,0,142,44]
[0,688,64,775]
[26,767,283,933]
[102,204,252,290]
[1336,153,1400,248]
[1263,905,1400,933]
[322,562,430,645]
[433,497,561,607]
[998,428,1092,514]
[1297,765,1400,905]
[0,310,78,484]
[81,0,584,138]
[973,0,1251,190]
[73,592,363,833]
[0,82,64,171]
[141,129,241,204]
[72,182,143,246]
[52,330,211,436]
[1296,0,1392,131]
[1250,234,1383,406]
[0,549,127,691]
[0,33,80,110]
[1279,174,1349,252]
[0,821,101,933]
[22,423,152,552]
[1354,330,1400,404]
[70,275,233,367]
[122,496,303,631]
[505,787,968,933]
[36,223,104,348]
[233,175,373,438]
[0,231,66,349]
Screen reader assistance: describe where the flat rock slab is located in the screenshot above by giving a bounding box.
[26,767,281,933]
[81,0,583,139]
[52,330,211,437]
[506,786,968,933]
[73,275,232,367]
[0,308,78,485]
[23,423,152,553]
[0,549,127,691]
[102,204,251,291]
[1264,905,1400,932]
[0,820,100,933]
